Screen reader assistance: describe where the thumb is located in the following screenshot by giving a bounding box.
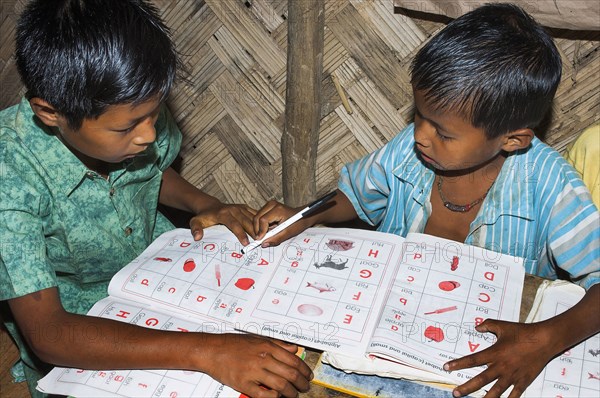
[475,318,498,334]
[272,339,299,353]
[189,217,208,241]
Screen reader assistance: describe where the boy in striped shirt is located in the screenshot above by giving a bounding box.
[254,4,599,397]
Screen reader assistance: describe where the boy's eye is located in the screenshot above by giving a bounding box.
[116,126,135,134]
[436,130,451,140]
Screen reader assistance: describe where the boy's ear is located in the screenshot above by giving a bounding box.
[501,128,534,153]
[29,98,62,127]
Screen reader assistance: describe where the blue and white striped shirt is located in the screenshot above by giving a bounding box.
[339,124,599,289]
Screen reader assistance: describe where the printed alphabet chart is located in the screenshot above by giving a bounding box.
[106,227,280,324]
[38,226,527,396]
[37,297,240,397]
[524,281,600,398]
[366,233,524,384]
[238,227,403,353]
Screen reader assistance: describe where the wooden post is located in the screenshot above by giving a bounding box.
[282,0,325,207]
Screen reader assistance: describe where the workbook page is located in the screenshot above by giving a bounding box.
[524,281,599,398]
[238,228,404,354]
[368,233,524,384]
[37,297,240,398]
[107,227,284,325]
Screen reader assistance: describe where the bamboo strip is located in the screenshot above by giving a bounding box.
[335,105,387,153]
[209,28,285,119]
[349,0,426,58]
[331,71,353,114]
[209,70,281,164]
[244,0,286,33]
[205,0,286,78]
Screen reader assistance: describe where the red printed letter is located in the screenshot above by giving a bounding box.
[367,249,379,258]
[468,341,480,353]
[478,293,490,303]
[359,269,372,278]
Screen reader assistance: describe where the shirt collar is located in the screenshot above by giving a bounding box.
[15,98,94,195]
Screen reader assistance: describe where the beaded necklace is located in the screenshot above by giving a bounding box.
[437,175,491,212]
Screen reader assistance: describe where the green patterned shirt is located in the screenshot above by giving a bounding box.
[0,97,182,393]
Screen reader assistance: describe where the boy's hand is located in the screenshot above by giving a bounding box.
[190,203,256,245]
[444,320,553,397]
[204,334,313,398]
[252,201,309,247]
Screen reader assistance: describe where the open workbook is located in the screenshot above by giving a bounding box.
[313,281,600,398]
[38,226,525,396]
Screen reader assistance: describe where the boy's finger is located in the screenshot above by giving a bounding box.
[226,223,250,246]
[270,345,313,381]
[253,202,279,236]
[271,339,298,353]
[256,212,286,239]
[445,349,488,371]
[484,378,513,398]
[241,204,258,216]
[238,381,279,398]
[191,228,204,241]
[234,208,260,239]
[189,217,209,241]
[262,360,311,395]
[452,369,497,397]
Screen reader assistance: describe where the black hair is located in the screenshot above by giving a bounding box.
[15,0,180,130]
[410,3,562,139]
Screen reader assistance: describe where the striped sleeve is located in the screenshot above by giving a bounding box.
[547,164,600,290]
[338,126,415,227]
[339,145,392,227]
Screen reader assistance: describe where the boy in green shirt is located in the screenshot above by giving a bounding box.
[0,1,311,397]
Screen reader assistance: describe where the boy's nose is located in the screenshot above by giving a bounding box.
[133,118,157,145]
[414,123,433,148]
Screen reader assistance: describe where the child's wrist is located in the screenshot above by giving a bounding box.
[191,198,224,216]
[187,332,222,374]
[536,318,571,358]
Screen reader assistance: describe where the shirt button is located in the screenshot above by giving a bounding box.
[109,188,115,197]
[124,227,133,236]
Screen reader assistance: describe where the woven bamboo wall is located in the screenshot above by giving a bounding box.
[1,0,598,209]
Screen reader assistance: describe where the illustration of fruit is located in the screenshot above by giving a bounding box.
[424,325,445,342]
[235,278,255,290]
[438,281,460,291]
[183,258,196,272]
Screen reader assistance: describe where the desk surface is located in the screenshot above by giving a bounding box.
[299,274,544,397]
